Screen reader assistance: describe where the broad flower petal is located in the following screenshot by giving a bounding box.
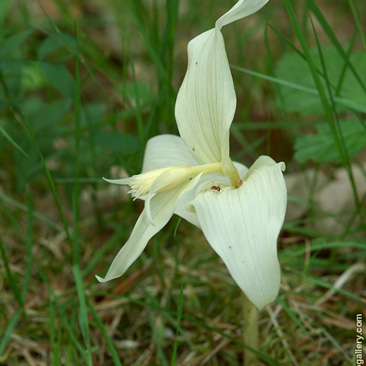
[191,156,286,309]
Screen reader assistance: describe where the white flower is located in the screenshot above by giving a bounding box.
[97,0,287,310]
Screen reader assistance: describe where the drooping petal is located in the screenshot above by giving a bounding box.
[175,0,269,178]
[96,174,203,282]
[142,134,198,173]
[216,0,269,30]
[191,156,286,309]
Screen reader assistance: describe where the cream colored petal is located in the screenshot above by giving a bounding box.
[174,185,201,228]
[191,157,287,309]
[243,155,285,181]
[233,161,249,178]
[96,174,203,282]
[96,189,177,282]
[175,28,235,169]
[175,0,269,177]
[102,177,133,185]
[142,134,198,173]
[216,0,269,30]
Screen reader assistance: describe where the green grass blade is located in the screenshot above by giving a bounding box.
[0,236,24,309]
[171,283,184,366]
[72,51,92,365]
[0,192,63,232]
[87,298,123,366]
[147,307,169,366]
[49,301,57,366]
[21,190,34,302]
[305,0,366,94]
[283,241,366,257]
[72,51,82,265]
[62,311,90,364]
[0,309,23,355]
[72,265,93,365]
[283,0,362,224]
[293,270,365,303]
[310,15,363,223]
[113,293,278,365]
[82,225,127,278]
[321,328,352,363]
[125,0,171,88]
[276,297,310,336]
[231,65,366,113]
[164,0,179,82]
[129,54,145,144]
[348,0,366,50]
[334,31,358,96]
[22,115,72,241]
[0,125,28,157]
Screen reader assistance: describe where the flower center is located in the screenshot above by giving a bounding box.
[128,162,223,198]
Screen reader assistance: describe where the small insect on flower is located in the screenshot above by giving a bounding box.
[211,185,221,192]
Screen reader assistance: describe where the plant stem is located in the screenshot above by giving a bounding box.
[242,293,259,366]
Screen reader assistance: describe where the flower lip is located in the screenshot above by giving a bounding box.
[190,155,287,309]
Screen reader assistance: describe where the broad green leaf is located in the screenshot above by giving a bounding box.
[0,30,32,58]
[40,61,75,98]
[38,34,78,60]
[38,35,65,60]
[276,48,366,115]
[294,120,366,163]
[20,97,72,132]
[21,63,48,91]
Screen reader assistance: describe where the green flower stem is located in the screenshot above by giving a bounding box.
[242,293,259,366]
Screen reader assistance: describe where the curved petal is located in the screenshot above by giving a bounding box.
[174,185,201,228]
[175,28,235,171]
[96,189,177,282]
[96,173,204,282]
[142,134,198,173]
[233,161,249,178]
[191,157,287,309]
[243,155,284,181]
[216,0,269,30]
[175,0,269,177]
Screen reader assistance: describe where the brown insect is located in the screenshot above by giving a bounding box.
[211,185,221,192]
